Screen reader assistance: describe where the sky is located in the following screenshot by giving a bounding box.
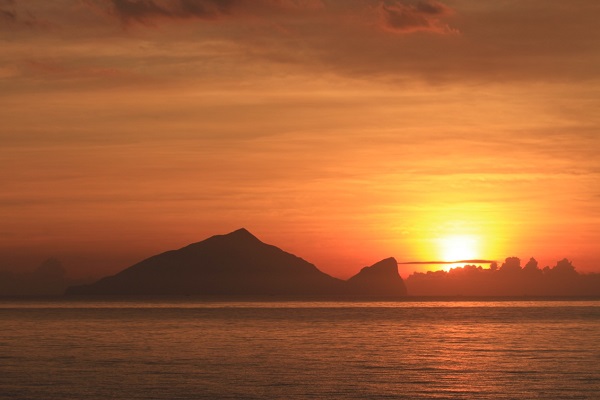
[1,0,599,279]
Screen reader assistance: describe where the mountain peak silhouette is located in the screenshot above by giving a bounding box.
[224,227,259,241]
[66,229,407,297]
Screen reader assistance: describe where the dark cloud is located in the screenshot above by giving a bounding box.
[178,0,236,17]
[108,0,239,23]
[107,0,321,24]
[380,0,457,34]
[111,0,170,22]
[5,0,600,85]
[0,0,17,24]
[0,0,47,30]
[415,0,447,15]
[0,9,15,22]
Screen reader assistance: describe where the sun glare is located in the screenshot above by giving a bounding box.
[438,234,479,262]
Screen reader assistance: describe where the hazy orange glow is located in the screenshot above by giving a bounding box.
[1,0,599,280]
[437,235,479,263]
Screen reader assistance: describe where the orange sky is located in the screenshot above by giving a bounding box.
[1,0,599,279]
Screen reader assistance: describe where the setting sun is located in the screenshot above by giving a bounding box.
[438,234,480,262]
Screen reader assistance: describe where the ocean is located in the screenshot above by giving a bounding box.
[1,298,599,399]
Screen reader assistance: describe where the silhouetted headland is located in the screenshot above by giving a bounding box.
[347,257,407,296]
[65,228,407,297]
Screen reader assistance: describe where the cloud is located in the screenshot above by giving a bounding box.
[379,0,457,34]
[108,0,236,24]
[0,0,18,24]
[106,0,323,25]
[0,0,48,30]
[0,10,15,23]
[111,0,237,22]
[19,59,134,85]
[399,259,496,265]
[4,1,600,86]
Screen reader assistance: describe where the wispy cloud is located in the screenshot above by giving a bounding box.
[0,0,16,23]
[104,0,323,25]
[107,0,236,24]
[22,59,130,80]
[0,0,43,28]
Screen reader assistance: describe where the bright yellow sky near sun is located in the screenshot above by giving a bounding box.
[1,0,600,279]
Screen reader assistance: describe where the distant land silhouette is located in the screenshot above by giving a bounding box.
[66,228,407,297]
[406,257,600,297]
[0,258,91,296]
[3,229,599,297]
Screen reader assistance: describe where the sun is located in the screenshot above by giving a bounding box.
[438,234,479,262]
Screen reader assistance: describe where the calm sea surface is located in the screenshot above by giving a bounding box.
[1,298,599,399]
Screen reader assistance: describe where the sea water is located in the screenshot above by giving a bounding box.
[1,298,599,399]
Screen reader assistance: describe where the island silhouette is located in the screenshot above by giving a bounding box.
[3,228,598,297]
[66,228,407,297]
